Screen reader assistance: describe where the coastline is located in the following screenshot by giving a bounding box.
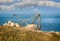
[0,25,60,41]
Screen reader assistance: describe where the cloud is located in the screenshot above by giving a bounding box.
[0,5,14,10]
[0,0,60,10]
[0,0,14,3]
[37,1,60,8]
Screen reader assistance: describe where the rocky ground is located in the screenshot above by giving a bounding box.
[0,25,60,41]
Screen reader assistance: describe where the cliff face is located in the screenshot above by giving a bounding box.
[0,26,60,41]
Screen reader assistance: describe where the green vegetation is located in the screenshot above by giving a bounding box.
[0,26,60,41]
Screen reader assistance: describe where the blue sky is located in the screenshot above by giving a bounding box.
[0,0,60,17]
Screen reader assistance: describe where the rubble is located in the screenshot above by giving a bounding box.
[3,21,37,30]
[25,24,36,30]
[56,32,60,35]
[3,21,20,28]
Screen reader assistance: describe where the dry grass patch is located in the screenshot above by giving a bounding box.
[0,26,60,41]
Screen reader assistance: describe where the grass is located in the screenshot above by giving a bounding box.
[0,25,60,41]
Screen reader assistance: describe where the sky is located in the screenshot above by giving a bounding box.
[0,0,60,17]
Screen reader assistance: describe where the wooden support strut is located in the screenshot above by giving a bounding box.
[38,15,41,30]
[13,14,28,25]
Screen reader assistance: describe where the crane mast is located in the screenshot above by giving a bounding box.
[13,13,41,30]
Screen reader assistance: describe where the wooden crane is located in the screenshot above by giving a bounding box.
[13,13,41,30]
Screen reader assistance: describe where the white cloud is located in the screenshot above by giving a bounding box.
[37,1,60,8]
[0,0,14,3]
[0,0,60,10]
[0,5,14,10]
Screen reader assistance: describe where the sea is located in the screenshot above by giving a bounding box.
[0,14,60,32]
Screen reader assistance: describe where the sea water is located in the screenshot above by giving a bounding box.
[0,15,60,32]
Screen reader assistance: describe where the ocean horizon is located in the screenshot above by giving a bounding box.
[0,15,60,32]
